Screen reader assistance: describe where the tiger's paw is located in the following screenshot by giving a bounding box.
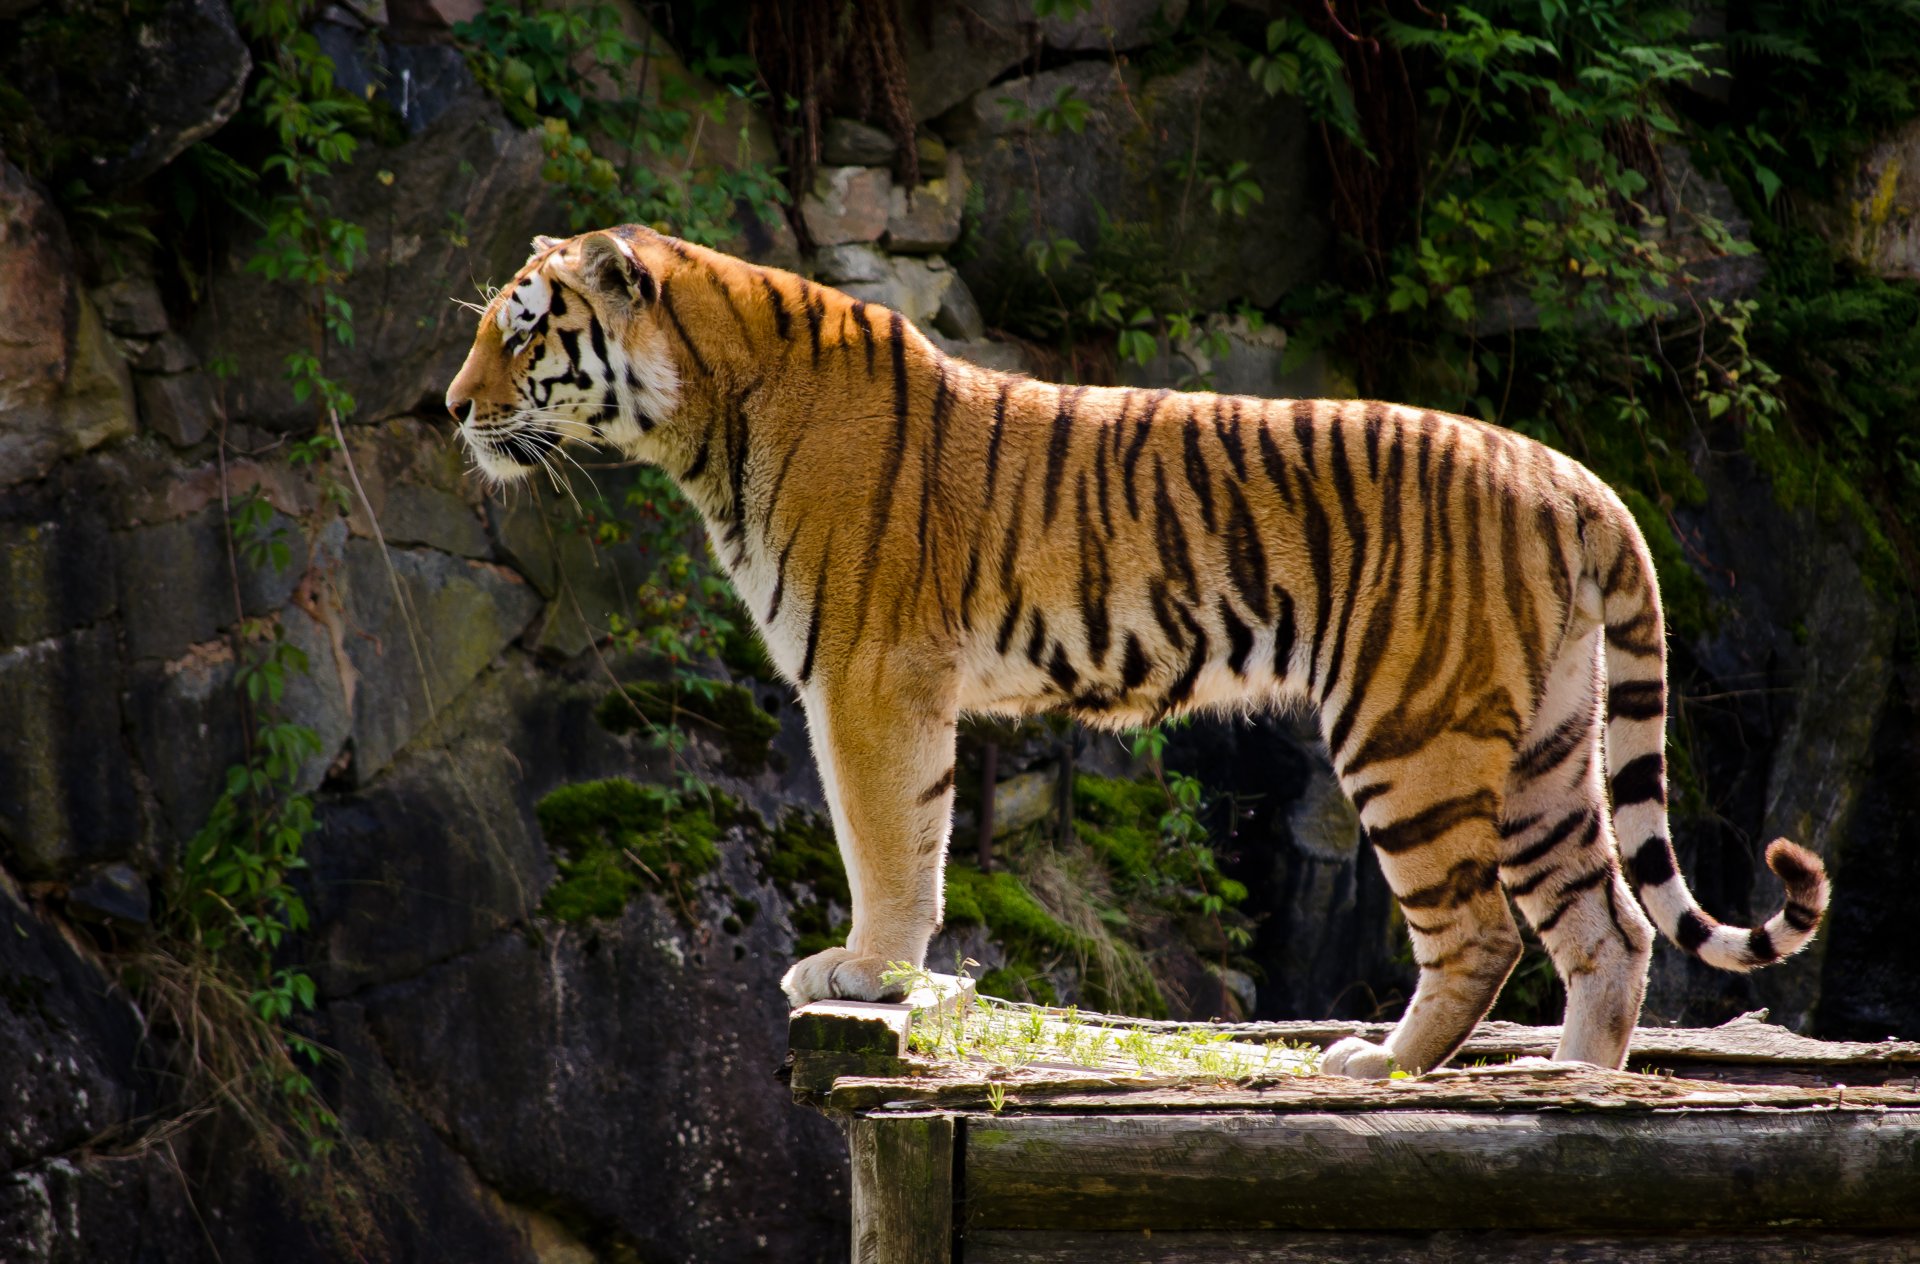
[1320,1036,1397,1079]
[780,947,909,1008]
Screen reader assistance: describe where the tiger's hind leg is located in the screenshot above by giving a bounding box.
[1500,624,1654,1069]
[1323,747,1523,1078]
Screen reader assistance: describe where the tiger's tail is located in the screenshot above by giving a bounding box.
[1596,513,1829,971]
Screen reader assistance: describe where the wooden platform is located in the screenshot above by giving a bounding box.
[788,978,1920,1263]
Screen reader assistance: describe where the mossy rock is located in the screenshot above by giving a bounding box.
[534,779,736,923]
[763,810,851,955]
[596,679,780,770]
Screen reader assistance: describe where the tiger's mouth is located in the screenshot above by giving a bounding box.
[459,412,597,486]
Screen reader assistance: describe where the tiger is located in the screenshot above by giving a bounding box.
[445,225,1829,1077]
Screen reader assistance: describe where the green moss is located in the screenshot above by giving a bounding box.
[1071,775,1164,887]
[596,678,780,770]
[1614,486,1714,641]
[763,810,852,956]
[717,599,781,682]
[534,779,734,923]
[976,965,1058,1007]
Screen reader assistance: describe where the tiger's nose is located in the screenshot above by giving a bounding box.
[446,389,469,422]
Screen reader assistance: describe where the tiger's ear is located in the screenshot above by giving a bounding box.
[530,234,566,255]
[576,231,657,308]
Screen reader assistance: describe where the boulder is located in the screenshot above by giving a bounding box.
[838,254,955,328]
[486,484,658,659]
[885,152,968,253]
[812,242,891,284]
[0,508,115,651]
[822,117,897,166]
[1836,116,1920,281]
[133,370,218,448]
[799,165,892,246]
[0,881,151,1176]
[0,164,136,487]
[0,0,249,190]
[933,271,985,341]
[949,56,1328,321]
[64,862,151,926]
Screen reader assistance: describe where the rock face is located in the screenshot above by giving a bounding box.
[1838,116,1920,279]
[900,0,1191,122]
[189,80,562,430]
[0,164,136,486]
[949,55,1328,322]
[0,0,249,190]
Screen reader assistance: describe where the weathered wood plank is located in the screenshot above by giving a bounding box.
[789,974,976,1100]
[964,1229,1920,1263]
[963,1110,1920,1233]
[849,1112,954,1264]
[825,1058,1920,1116]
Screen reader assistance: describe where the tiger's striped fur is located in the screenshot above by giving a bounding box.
[447,226,1829,1076]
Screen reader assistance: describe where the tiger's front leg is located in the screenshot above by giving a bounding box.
[780,661,959,1006]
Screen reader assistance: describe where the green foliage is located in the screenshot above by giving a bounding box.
[455,0,786,241]
[535,779,732,922]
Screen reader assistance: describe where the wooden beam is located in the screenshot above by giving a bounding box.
[824,1058,1920,1116]
[963,1230,1920,1263]
[788,973,976,1099]
[964,1109,1920,1233]
[849,1112,954,1264]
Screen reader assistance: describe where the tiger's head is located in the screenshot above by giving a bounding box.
[446,228,683,483]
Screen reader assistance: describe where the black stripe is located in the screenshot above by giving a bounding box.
[1228,482,1274,618]
[1183,413,1217,533]
[1610,753,1666,809]
[985,380,1013,502]
[1607,680,1665,722]
[853,301,877,376]
[1152,457,1199,598]
[1271,586,1296,679]
[1507,807,1600,872]
[1783,902,1819,932]
[1628,837,1678,889]
[799,538,831,684]
[1216,399,1248,480]
[1120,633,1152,691]
[920,767,955,804]
[1077,475,1112,667]
[1349,781,1390,816]
[1399,857,1499,910]
[1297,471,1333,691]
[995,588,1025,656]
[1121,391,1166,518]
[1321,418,1369,706]
[761,276,791,339]
[767,527,800,622]
[1043,386,1084,527]
[659,283,711,377]
[1025,609,1048,666]
[1163,622,1209,710]
[1257,423,1295,508]
[1369,789,1501,855]
[1219,595,1253,675]
[1148,580,1189,651]
[1676,909,1713,952]
[682,435,711,483]
[1291,399,1317,473]
[1047,646,1079,692]
[1537,866,1610,933]
[1746,926,1778,963]
[1515,710,1593,782]
[804,289,825,367]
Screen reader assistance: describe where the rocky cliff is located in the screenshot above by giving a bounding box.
[1,2,1916,1261]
